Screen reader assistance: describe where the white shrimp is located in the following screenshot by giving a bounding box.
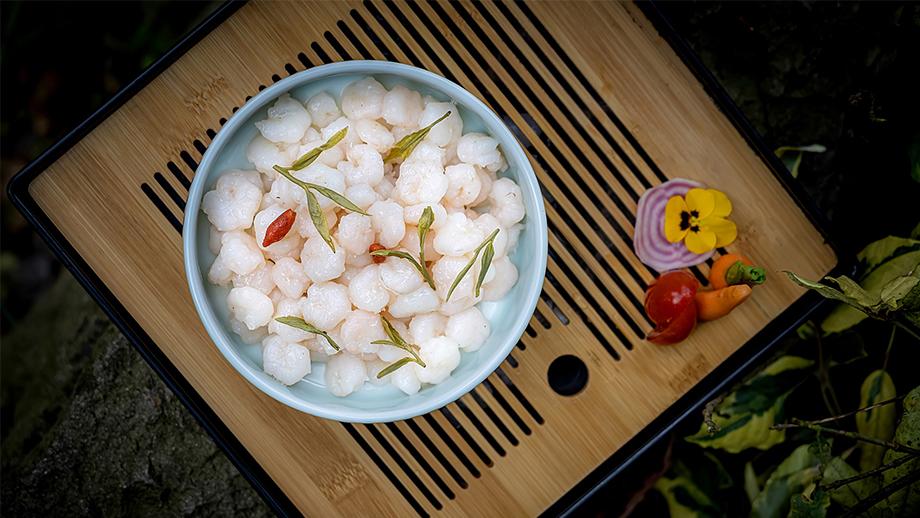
[344,144,384,186]
[382,85,423,127]
[365,360,393,386]
[227,287,274,330]
[489,177,526,227]
[445,307,490,351]
[409,313,447,344]
[253,205,304,260]
[202,170,263,231]
[335,213,375,255]
[209,226,224,255]
[293,163,347,211]
[443,163,481,208]
[405,141,445,166]
[389,285,440,319]
[433,212,485,257]
[268,288,286,306]
[325,353,367,397]
[473,213,508,258]
[232,261,275,294]
[403,203,447,229]
[375,176,395,200]
[255,94,311,144]
[301,281,351,331]
[343,183,379,211]
[247,136,295,175]
[378,255,424,295]
[414,336,461,385]
[321,116,360,147]
[355,118,395,154]
[481,256,518,301]
[368,200,406,248]
[230,318,267,345]
[269,298,315,343]
[419,102,463,147]
[297,136,343,167]
[471,167,494,206]
[344,252,373,269]
[457,132,503,171]
[432,254,480,301]
[395,160,448,205]
[295,207,337,240]
[300,236,346,283]
[340,310,387,355]
[271,256,310,299]
[208,255,233,286]
[305,91,340,128]
[306,323,342,356]
[262,335,311,386]
[219,231,265,275]
[390,363,421,395]
[399,226,442,263]
[348,264,389,313]
[341,77,387,120]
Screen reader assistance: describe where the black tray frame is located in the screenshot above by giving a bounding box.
[7,2,845,516]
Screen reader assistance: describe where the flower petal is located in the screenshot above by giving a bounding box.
[685,188,715,219]
[664,195,689,243]
[701,216,738,247]
[708,189,733,217]
[684,228,717,254]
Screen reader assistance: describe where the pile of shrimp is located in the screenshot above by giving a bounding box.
[203,77,526,397]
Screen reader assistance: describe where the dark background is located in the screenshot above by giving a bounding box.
[2,1,919,516]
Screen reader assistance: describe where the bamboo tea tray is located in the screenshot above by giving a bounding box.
[10,1,840,515]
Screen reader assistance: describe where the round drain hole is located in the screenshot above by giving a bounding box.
[547,355,588,396]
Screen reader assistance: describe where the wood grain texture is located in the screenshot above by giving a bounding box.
[28,1,837,515]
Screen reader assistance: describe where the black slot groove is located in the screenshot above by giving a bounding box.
[417,0,650,289]
[488,0,654,190]
[405,419,469,488]
[231,106,239,113]
[548,242,638,348]
[323,31,353,60]
[245,95,252,102]
[311,41,333,64]
[544,265,621,360]
[454,0,641,203]
[206,128,217,140]
[350,9,397,61]
[483,377,531,435]
[385,422,455,500]
[495,366,544,425]
[421,413,481,478]
[505,354,519,369]
[343,423,427,517]
[524,325,536,338]
[284,63,297,75]
[153,172,186,212]
[540,290,570,325]
[514,0,668,184]
[439,407,493,466]
[532,307,552,330]
[179,150,198,173]
[193,139,207,155]
[515,339,526,351]
[219,117,227,126]
[453,400,505,457]
[166,161,191,190]
[470,388,518,446]
[337,20,374,60]
[270,74,281,83]
[363,0,424,67]
[141,183,182,234]
[365,424,442,510]
[297,52,314,69]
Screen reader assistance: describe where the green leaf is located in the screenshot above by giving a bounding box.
[687,356,812,453]
[304,182,368,215]
[377,317,425,367]
[418,206,434,268]
[376,357,415,378]
[788,488,829,518]
[878,385,920,515]
[274,317,340,351]
[380,316,407,347]
[384,111,450,163]
[856,236,920,277]
[655,476,723,518]
[475,241,494,298]
[305,187,335,252]
[912,222,920,240]
[821,457,876,508]
[745,462,761,504]
[289,127,347,171]
[775,144,826,178]
[857,370,898,471]
[446,228,500,301]
[371,250,435,289]
[751,444,822,518]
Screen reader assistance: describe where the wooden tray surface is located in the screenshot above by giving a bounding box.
[26,1,837,515]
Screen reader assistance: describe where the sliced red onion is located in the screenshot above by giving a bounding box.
[634,178,713,272]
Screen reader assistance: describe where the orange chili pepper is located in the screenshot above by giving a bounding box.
[695,284,752,321]
[709,253,766,289]
[369,243,386,264]
[262,209,296,247]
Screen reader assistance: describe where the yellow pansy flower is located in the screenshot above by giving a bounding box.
[664,188,737,254]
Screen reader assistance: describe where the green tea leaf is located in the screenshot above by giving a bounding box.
[305,187,335,252]
[304,182,368,215]
[289,127,347,171]
[371,250,435,289]
[274,316,340,351]
[418,206,434,267]
[446,228,500,301]
[384,111,450,163]
[475,241,494,298]
[376,357,415,379]
[380,316,406,347]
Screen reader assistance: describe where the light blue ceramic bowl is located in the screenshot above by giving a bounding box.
[183,61,547,423]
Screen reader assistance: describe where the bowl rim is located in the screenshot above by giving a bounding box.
[183,60,547,423]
